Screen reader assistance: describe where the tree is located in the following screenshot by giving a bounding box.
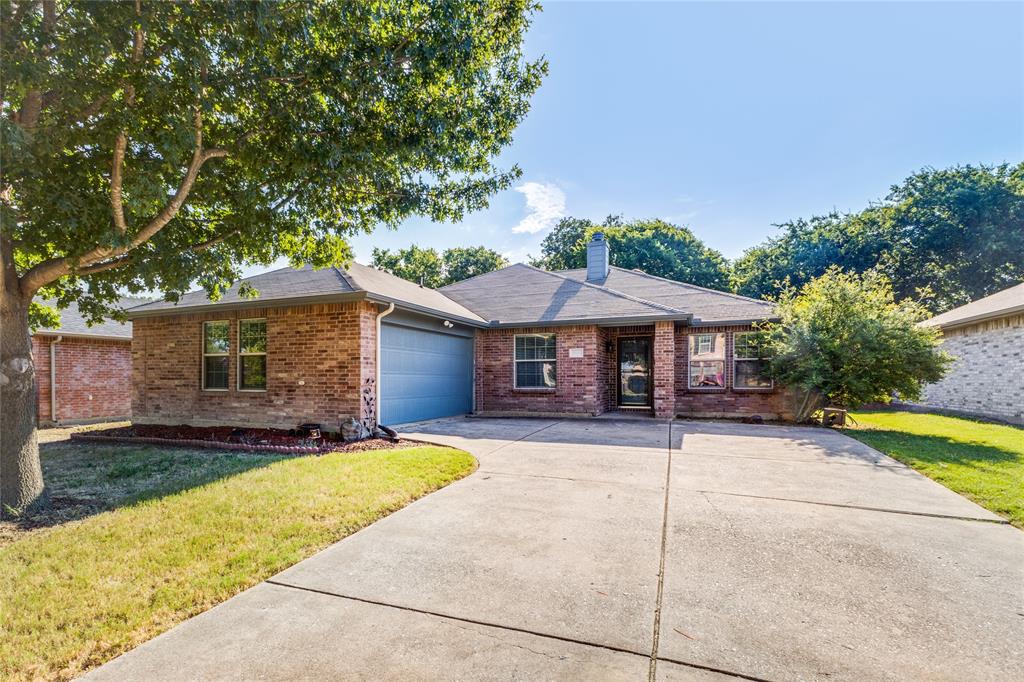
[442,245,509,284]
[371,245,445,288]
[731,164,1024,311]
[764,268,950,422]
[0,0,545,516]
[371,244,508,287]
[532,216,731,291]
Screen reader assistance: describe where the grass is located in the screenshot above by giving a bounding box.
[0,438,476,681]
[847,410,1024,527]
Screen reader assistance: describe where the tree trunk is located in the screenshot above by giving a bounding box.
[1,291,46,518]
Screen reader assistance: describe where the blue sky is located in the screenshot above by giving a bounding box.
[341,1,1023,267]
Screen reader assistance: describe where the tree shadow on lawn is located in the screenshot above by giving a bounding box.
[847,428,1022,469]
[1,440,287,541]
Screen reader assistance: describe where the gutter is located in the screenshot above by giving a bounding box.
[375,302,396,426]
[49,335,62,424]
[124,292,366,319]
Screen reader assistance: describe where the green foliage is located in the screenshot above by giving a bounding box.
[732,164,1024,312]
[371,244,508,287]
[765,268,950,420]
[1,0,545,318]
[532,216,731,290]
[442,245,510,284]
[849,411,1023,528]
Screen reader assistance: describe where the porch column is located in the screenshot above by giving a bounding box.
[652,321,676,418]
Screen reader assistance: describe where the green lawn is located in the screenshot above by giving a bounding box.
[0,439,475,681]
[847,410,1024,527]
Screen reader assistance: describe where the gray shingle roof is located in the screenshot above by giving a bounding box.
[557,267,776,324]
[35,297,151,339]
[125,262,776,327]
[439,264,690,325]
[922,282,1024,330]
[127,263,485,324]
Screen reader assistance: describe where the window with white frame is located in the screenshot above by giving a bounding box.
[238,319,267,391]
[202,321,230,390]
[514,334,556,388]
[688,332,725,389]
[733,331,773,389]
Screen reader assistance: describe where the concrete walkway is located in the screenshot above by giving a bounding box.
[87,418,1023,681]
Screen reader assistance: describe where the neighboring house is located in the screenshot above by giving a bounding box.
[913,283,1024,425]
[33,298,150,425]
[126,234,788,428]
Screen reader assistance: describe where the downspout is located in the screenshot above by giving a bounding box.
[374,302,395,426]
[49,335,62,424]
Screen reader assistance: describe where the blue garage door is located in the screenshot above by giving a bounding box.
[380,323,473,425]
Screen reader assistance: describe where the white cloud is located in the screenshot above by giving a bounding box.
[512,182,566,234]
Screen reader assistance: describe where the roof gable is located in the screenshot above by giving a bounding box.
[922,282,1024,329]
[440,263,689,325]
[556,267,775,324]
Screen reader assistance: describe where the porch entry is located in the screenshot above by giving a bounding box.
[617,336,652,407]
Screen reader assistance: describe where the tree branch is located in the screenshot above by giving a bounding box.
[19,108,225,298]
[110,133,128,234]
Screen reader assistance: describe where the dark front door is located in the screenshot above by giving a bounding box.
[618,337,652,407]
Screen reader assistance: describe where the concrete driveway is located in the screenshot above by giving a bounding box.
[88,418,1023,681]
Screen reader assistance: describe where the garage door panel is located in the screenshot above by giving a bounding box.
[380,324,473,425]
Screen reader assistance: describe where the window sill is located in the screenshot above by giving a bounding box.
[687,387,726,392]
[201,388,230,393]
[513,387,557,393]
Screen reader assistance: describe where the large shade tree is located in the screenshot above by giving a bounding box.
[0,0,545,516]
[371,243,508,287]
[531,216,731,291]
[732,163,1024,312]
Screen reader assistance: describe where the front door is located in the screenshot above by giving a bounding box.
[618,337,652,407]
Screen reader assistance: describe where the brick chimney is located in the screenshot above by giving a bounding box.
[586,232,610,282]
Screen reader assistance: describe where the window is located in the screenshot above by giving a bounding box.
[203,321,230,390]
[238,319,267,391]
[689,332,725,389]
[514,334,556,388]
[733,331,773,389]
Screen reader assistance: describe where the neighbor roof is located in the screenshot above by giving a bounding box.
[921,282,1024,330]
[439,263,692,326]
[127,263,486,324]
[35,297,151,339]
[556,267,776,325]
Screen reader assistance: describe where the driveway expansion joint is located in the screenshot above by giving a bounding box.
[694,489,1010,524]
[263,577,764,681]
[647,419,674,682]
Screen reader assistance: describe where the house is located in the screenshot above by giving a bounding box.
[913,283,1024,425]
[33,298,149,425]
[126,234,789,428]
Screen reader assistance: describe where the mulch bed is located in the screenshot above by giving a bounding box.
[70,424,413,455]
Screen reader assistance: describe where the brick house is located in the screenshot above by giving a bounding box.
[126,234,789,428]
[910,283,1024,425]
[33,298,148,425]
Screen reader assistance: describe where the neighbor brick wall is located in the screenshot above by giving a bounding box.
[32,334,132,424]
[675,325,791,420]
[131,301,379,430]
[475,325,603,416]
[652,321,676,418]
[911,314,1024,424]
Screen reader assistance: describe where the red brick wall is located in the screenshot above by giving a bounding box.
[652,321,676,418]
[131,301,379,430]
[675,325,791,419]
[32,334,132,424]
[475,325,603,416]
